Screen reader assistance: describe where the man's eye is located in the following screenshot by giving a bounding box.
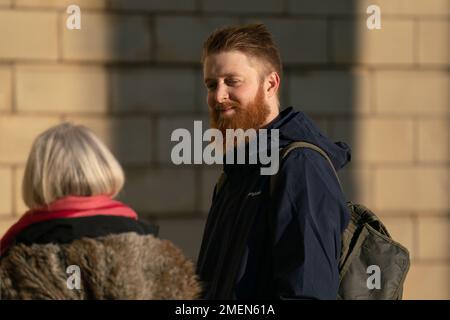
[226,79,240,86]
[206,83,216,90]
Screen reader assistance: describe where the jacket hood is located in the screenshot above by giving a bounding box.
[266,106,352,172]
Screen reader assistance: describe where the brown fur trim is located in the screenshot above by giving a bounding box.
[0,233,201,300]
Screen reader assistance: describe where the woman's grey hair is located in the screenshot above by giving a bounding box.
[22,122,125,209]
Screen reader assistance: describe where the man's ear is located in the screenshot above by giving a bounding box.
[265,72,280,99]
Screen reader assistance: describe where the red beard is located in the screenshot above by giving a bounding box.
[209,86,270,137]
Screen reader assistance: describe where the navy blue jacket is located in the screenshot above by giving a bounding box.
[197,107,351,300]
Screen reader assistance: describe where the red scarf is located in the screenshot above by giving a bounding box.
[0,195,137,256]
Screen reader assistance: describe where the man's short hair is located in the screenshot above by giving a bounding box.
[201,23,282,78]
[22,122,124,209]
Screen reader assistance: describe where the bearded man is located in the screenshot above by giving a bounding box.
[197,23,351,300]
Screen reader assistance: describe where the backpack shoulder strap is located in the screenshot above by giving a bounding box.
[271,141,343,193]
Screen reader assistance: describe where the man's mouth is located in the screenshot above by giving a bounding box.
[217,106,236,116]
[219,106,234,111]
[216,104,237,113]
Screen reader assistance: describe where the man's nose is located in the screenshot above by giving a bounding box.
[215,83,229,104]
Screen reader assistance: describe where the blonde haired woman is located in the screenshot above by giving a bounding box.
[0,123,200,299]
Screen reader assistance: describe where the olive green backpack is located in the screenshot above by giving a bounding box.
[216,141,411,300]
[277,142,410,300]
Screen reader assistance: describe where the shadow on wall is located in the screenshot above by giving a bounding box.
[105,11,211,261]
